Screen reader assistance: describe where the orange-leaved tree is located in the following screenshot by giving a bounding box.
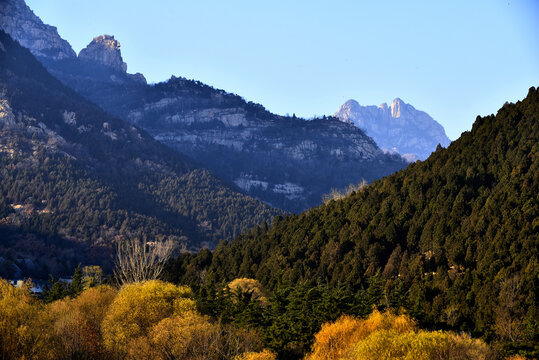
[307,309,494,360]
[0,278,55,359]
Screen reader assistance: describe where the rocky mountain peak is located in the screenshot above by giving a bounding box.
[335,97,451,160]
[78,34,127,73]
[0,0,76,60]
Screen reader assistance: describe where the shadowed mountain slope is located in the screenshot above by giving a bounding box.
[0,30,283,276]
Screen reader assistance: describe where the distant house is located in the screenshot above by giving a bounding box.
[10,279,45,294]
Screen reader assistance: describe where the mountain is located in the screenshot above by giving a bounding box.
[0,30,283,277]
[168,88,538,349]
[0,0,408,213]
[335,98,451,161]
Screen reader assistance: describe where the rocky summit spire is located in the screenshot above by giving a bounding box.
[78,35,127,73]
[0,0,76,60]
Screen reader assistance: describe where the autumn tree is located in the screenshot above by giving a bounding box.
[48,285,117,359]
[228,278,270,305]
[101,280,196,354]
[0,279,54,359]
[306,310,494,360]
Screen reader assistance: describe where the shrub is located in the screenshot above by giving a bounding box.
[235,349,277,360]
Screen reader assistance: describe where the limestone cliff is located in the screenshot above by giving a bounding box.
[0,0,407,213]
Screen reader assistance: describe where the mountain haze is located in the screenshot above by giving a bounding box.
[335,98,451,161]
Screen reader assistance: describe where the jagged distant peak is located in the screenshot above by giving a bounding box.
[0,0,76,60]
[335,97,451,160]
[78,34,127,73]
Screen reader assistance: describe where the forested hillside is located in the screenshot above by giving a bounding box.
[166,88,538,356]
[0,31,282,277]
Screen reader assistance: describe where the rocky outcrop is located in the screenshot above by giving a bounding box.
[0,0,75,60]
[335,98,451,161]
[78,35,127,73]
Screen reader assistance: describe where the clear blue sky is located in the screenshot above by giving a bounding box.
[27,0,539,139]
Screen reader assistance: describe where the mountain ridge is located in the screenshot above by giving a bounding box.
[0,0,408,213]
[0,30,283,277]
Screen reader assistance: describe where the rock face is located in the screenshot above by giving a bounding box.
[335,98,451,161]
[0,0,75,60]
[78,35,127,73]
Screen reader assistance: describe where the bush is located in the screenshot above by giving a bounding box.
[235,349,277,360]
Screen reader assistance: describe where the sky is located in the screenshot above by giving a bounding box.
[27,0,539,140]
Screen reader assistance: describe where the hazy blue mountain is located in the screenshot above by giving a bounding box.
[335,98,451,161]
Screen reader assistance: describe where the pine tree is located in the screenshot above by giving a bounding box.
[70,264,83,297]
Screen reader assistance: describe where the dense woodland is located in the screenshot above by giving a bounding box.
[165,88,539,358]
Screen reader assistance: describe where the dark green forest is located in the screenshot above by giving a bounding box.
[165,88,539,358]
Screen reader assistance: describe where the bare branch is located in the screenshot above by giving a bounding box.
[114,237,175,286]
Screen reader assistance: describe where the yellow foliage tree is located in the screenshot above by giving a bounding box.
[348,330,493,360]
[122,310,266,360]
[0,278,54,360]
[307,310,494,360]
[48,285,117,359]
[306,310,415,360]
[101,280,196,354]
[143,311,220,360]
